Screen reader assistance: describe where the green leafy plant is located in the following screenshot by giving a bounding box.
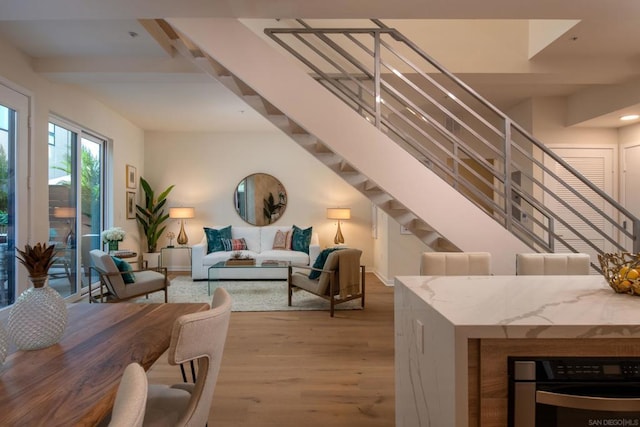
[135,177,174,253]
[263,192,284,224]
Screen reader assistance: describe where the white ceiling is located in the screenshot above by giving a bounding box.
[0,1,639,131]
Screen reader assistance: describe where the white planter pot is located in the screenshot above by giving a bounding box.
[142,252,160,269]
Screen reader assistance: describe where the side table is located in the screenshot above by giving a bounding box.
[109,250,142,267]
[160,246,192,273]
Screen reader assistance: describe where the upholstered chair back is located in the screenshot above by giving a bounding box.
[108,363,148,427]
[316,249,362,296]
[287,248,365,317]
[516,253,591,275]
[420,252,492,276]
[90,249,125,294]
[165,287,232,426]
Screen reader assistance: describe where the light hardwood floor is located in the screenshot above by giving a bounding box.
[147,272,395,427]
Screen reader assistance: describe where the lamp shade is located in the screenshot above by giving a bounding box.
[326,208,351,220]
[169,207,195,219]
[53,207,76,218]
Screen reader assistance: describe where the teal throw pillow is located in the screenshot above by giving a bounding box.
[204,226,232,254]
[111,256,135,284]
[309,247,344,280]
[292,225,312,254]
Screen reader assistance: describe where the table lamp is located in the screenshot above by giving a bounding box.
[169,207,195,245]
[326,207,351,245]
[53,206,76,247]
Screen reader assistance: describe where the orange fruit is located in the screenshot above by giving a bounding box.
[627,269,639,280]
[620,280,632,291]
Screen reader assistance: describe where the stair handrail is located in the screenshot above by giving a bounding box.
[265,20,640,257]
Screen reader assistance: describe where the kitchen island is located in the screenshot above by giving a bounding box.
[395,275,640,427]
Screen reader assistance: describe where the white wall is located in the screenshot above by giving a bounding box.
[371,205,430,285]
[619,123,640,148]
[618,123,640,218]
[143,130,376,268]
[387,223,430,281]
[532,97,618,149]
[0,33,145,293]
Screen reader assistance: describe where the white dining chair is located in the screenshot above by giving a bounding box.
[108,363,148,427]
[420,252,492,276]
[516,252,591,275]
[143,287,232,427]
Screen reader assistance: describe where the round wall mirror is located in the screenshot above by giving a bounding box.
[234,173,287,225]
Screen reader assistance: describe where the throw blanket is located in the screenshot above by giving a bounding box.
[338,250,361,299]
[309,247,344,280]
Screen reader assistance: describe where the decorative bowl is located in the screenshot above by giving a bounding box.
[598,252,640,295]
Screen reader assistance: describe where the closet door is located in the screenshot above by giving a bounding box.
[545,147,614,262]
[623,144,640,249]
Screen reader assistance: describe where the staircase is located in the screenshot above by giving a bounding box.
[145,18,639,274]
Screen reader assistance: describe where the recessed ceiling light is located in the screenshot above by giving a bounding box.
[620,114,640,121]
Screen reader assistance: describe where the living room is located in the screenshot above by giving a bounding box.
[2,9,640,294]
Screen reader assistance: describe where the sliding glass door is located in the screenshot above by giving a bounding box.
[48,118,105,298]
[79,135,104,290]
[0,83,28,308]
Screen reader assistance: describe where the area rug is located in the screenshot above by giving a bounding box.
[135,276,363,312]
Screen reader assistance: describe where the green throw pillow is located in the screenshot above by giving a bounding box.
[309,247,344,280]
[204,226,232,254]
[292,225,312,254]
[111,256,135,284]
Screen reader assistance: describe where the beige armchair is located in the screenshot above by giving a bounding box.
[516,252,591,275]
[288,248,365,317]
[89,249,168,303]
[420,252,492,276]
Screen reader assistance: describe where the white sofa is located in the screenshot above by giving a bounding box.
[191,225,320,280]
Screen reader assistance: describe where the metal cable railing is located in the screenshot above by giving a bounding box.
[265,19,639,266]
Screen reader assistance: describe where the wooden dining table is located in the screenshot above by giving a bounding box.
[0,302,209,426]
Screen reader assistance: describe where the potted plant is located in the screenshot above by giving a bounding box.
[135,177,174,266]
[101,226,126,252]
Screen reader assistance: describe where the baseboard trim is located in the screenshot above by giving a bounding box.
[372,271,394,286]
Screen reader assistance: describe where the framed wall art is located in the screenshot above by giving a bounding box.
[126,191,136,219]
[126,164,137,189]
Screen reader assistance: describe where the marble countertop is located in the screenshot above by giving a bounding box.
[395,275,640,339]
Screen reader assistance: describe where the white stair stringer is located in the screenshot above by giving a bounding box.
[167,18,531,274]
